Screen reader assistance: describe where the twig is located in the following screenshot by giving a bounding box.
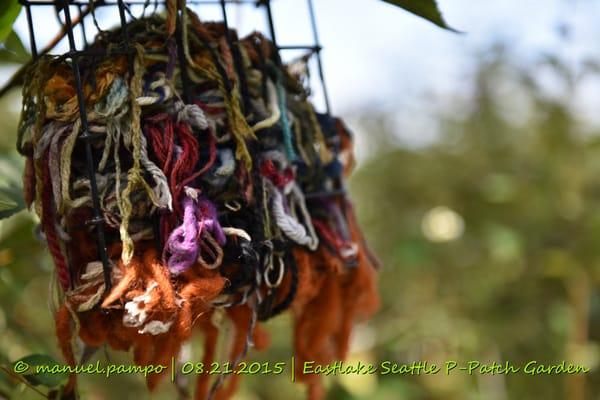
[0,0,105,98]
[0,365,48,399]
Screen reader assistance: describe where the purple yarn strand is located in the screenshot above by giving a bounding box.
[164,193,227,274]
[198,198,226,246]
[165,195,199,274]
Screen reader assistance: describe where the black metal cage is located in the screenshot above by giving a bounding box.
[18,0,332,291]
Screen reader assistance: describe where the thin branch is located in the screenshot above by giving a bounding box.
[0,365,48,399]
[0,1,105,98]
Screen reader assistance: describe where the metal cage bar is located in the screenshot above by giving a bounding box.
[306,0,331,114]
[220,0,251,112]
[61,0,113,291]
[20,0,258,5]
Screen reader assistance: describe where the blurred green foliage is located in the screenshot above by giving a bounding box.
[348,47,600,400]
[0,44,599,400]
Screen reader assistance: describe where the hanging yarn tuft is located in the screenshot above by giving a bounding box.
[18,4,379,400]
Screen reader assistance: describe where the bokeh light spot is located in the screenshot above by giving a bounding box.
[421,206,464,242]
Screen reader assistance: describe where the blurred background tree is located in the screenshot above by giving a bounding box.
[346,46,600,400]
[0,1,599,399]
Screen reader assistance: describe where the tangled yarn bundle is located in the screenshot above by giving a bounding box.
[18,7,379,400]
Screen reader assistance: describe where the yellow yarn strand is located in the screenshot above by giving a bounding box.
[58,119,81,214]
[306,102,334,164]
[183,7,255,170]
[120,45,149,265]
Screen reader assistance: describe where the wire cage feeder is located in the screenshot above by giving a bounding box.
[15,0,380,398]
[19,0,332,291]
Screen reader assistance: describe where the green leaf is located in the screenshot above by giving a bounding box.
[381,0,460,32]
[0,30,29,64]
[0,0,21,44]
[0,185,24,220]
[12,354,69,388]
